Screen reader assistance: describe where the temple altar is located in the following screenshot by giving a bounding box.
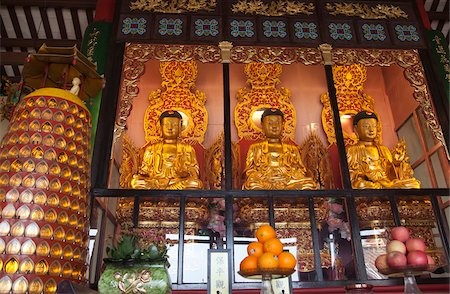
[69,0,450,291]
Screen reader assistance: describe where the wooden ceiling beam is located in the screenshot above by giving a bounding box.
[1,52,29,66]
[1,0,96,8]
[2,38,81,49]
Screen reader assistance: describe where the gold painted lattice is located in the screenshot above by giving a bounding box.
[234,62,296,141]
[144,60,208,144]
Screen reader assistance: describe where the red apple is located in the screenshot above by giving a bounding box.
[426,255,435,266]
[386,240,407,254]
[405,238,427,252]
[391,226,410,242]
[375,254,389,274]
[407,251,428,268]
[387,251,407,269]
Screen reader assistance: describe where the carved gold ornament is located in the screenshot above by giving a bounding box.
[86,28,100,64]
[325,3,408,19]
[119,133,140,189]
[234,62,296,141]
[299,131,334,189]
[143,60,208,144]
[117,43,220,130]
[232,0,315,16]
[117,197,209,230]
[205,132,224,190]
[230,46,322,65]
[130,0,217,13]
[321,64,379,145]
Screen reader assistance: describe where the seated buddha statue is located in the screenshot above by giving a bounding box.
[131,110,203,190]
[346,111,420,189]
[242,108,317,190]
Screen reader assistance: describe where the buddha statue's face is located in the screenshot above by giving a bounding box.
[262,115,283,139]
[355,118,378,142]
[160,117,182,140]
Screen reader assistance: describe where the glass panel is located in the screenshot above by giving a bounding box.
[230,62,331,190]
[123,196,181,283]
[356,197,394,280]
[396,196,449,279]
[397,116,423,164]
[431,151,448,188]
[183,198,210,283]
[316,197,355,280]
[273,198,311,282]
[109,53,224,190]
[234,197,269,283]
[334,64,423,189]
[443,198,450,229]
[88,205,103,283]
[413,162,432,188]
[417,109,437,150]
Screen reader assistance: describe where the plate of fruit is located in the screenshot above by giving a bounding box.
[238,224,296,279]
[374,226,441,277]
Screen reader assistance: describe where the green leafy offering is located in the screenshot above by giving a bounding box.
[106,228,170,263]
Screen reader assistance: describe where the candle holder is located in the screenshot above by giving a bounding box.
[238,268,295,294]
[380,265,441,294]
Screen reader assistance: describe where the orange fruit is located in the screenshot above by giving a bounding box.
[258,252,279,270]
[255,224,276,243]
[278,252,296,269]
[263,238,283,255]
[240,255,258,272]
[247,241,264,257]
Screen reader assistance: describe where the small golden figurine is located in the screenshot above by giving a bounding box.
[347,111,420,189]
[242,108,317,190]
[131,110,203,190]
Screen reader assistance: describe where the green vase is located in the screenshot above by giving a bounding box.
[98,259,171,294]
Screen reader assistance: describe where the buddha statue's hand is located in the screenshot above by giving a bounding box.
[176,170,190,179]
[378,178,394,188]
[130,175,148,189]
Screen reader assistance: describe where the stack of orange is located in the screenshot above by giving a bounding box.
[239,224,297,273]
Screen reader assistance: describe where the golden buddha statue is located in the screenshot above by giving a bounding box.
[242,109,317,190]
[131,110,203,190]
[347,111,420,189]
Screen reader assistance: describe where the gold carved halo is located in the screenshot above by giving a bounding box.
[321,64,379,145]
[234,62,296,141]
[143,60,208,144]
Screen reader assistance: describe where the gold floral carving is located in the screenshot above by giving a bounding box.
[325,3,408,19]
[234,62,296,141]
[205,132,224,190]
[321,64,378,145]
[130,0,217,13]
[322,49,447,155]
[119,133,141,188]
[117,43,220,130]
[238,198,327,226]
[300,131,334,188]
[204,134,239,189]
[231,46,322,65]
[232,0,315,16]
[232,141,240,189]
[86,28,100,64]
[143,60,208,144]
[114,270,152,293]
[117,197,209,225]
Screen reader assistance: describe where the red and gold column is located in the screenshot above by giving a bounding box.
[0,88,91,293]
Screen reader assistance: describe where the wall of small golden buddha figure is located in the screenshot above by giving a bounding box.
[0,88,91,294]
